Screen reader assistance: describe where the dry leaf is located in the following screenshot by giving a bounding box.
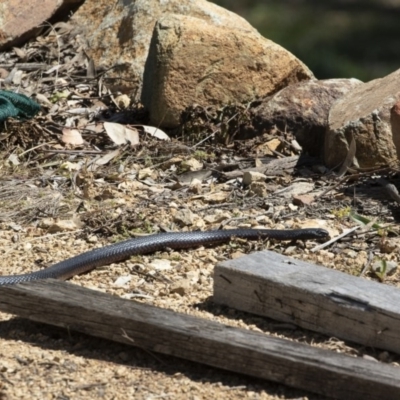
[60,162,82,171]
[94,149,121,166]
[35,93,53,107]
[266,138,282,152]
[140,125,170,141]
[62,128,84,145]
[256,138,281,155]
[8,154,20,166]
[13,47,26,60]
[104,122,139,146]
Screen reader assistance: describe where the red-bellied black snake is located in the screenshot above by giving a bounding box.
[0,228,329,286]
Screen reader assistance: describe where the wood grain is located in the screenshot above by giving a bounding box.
[0,280,399,399]
[214,250,400,353]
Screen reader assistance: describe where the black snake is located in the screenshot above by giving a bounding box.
[0,228,329,286]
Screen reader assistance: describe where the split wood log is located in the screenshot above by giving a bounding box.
[0,280,399,400]
[214,250,400,354]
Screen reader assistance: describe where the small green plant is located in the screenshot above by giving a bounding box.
[331,206,351,219]
[193,150,212,161]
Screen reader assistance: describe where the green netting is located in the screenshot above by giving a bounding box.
[0,90,41,122]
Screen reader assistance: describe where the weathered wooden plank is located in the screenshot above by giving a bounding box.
[0,281,399,400]
[214,250,400,353]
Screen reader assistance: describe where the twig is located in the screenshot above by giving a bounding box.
[18,142,54,157]
[311,226,360,252]
[360,251,374,276]
[42,149,104,155]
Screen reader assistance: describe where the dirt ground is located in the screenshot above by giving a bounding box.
[1,21,400,400]
[0,168,400,400]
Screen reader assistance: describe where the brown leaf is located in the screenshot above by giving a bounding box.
[140,125,170,141]
[62,128,84,145]
[104,122,139,147]
[13,47,26,60]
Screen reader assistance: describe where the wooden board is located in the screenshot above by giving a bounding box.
[214,250,400,353]
[0,280,399,399]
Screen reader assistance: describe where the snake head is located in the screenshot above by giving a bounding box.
[313,228,330,239]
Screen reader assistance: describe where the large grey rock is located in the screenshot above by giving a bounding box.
[142,14,314,128]
[245,78,361,156]
[325,68,400,169]
[71,0,259,98]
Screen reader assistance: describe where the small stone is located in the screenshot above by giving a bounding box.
[149,259,172,271]
[284,246,297,255]
[201,192,229,203]
[380,238,397,253]
[185,271,199,282]
[293,194,315,206]
[170,279,192,296]
[362,354,378,362]
[47,218,84,233]
[378,351,391,362]
[249,182,268,197]
[138,168,156,180]
[242,171,267,186]
[345,250,358,259]
[203,213,226,224]
[173,209,197,226]
[189,178,202,194]
[114,275,132,287]
[7,222,23,232]
[86,235,98,243]
[231,251,245,259]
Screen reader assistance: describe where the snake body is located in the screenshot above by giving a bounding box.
[0,228,329,286]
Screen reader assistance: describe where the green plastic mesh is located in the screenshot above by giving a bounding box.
[0,90,41,122]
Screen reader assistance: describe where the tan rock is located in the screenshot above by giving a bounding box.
[143,14,314,128]
[46,217,84,233]
[170,279,192,296]
[71,0,257,97]
[0,0,81,50]
[173,209,197,226]
[249,182,268,197]
[325,68,400,169]
[246,78,362,157]
[242,171,267,186]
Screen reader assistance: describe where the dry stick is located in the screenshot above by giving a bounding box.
[42,149,104,155]
[190,109,242,150]
[0,63,48,71]
[18,142,54,157]
[314,175,349,199]
[311,226,360,252]
[315,167,391,200]
[43,22,62,85]
[360,250,374,276]
[337,135,357,178]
